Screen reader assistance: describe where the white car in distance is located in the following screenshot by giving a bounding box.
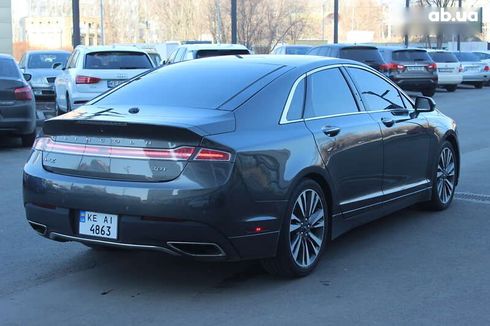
[54,45,154,115]
[427,50,463,92]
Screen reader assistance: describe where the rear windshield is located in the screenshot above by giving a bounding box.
[286,47,312,55]
[94,60,280,109]
[84,51,153,69]
[27,53,69,69]
[340,47,384,63]
[428,52,458,63]
[392,50,432,62]
[454,52,480,61]
[195,49,250,59]
[0,58,21,78]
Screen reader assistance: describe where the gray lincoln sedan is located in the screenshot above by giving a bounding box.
[23,56,459,277]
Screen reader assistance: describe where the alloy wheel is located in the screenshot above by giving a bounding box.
[436,147,456,204]
[289,189,325,268]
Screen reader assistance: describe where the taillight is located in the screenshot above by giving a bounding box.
[194,148,231,161]
[33,138,232,162]
[379,63,404,72]
[427,63,437,72]
[484,65,489,72]
[76,75,101,84]
[14,86,33,100]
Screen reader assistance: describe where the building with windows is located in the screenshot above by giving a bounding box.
[0,0,13,54]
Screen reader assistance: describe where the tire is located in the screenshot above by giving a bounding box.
[444,85,457,92]
[424,141,457,211]
[66,93,72,112]
[421,88,436,97]
[261,179,328,277]
[474,82,484,89]
[21,131,36,147]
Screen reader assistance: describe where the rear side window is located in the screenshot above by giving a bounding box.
[195,49,250,59]
[340,47,384,64]
[84,51,153,69]
[0,58,21,78]
[95,61,281,109]
[454,52,480,61]
[392,50,432,62]
[429,52,458,63]
[347,67,405,111]
[474,52,490,60]
[305,68,358,118]
[286,79,305,121]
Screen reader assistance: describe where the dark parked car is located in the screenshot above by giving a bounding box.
[24,56,459,277]
[377,47,438,96]
[18,50,70,100]
[0,54,36,146]
[307,44,387,71]
[271,44,313,55]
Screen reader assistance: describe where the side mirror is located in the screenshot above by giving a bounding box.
[414,96,436,112]
[52,62,63,70]
[23,73,32,82]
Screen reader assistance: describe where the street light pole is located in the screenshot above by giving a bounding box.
[72,0,81,47]
[457,0,462,51]
[231,0,237,44]
[404,0,409,47]
[333,0,339,43]
[99,0,105,45]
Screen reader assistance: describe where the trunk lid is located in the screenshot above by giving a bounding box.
[40,104,235,182]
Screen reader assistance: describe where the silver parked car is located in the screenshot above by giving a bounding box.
[18,50,70,100]
[452,52,489,89]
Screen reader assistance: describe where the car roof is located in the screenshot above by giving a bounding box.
[313,43,378,49]
[0,53,15,60]
[76,45,149,54]
[376,46,428,52]
[179,44,249,51]
[25,50,71,55]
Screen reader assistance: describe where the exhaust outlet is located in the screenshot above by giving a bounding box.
[167,241,226,257]
[28,221,47,235]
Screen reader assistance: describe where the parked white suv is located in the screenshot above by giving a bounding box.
[54,45,154,115]
[427,50,463,92]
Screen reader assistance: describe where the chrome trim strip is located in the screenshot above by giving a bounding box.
[166,241,226,257]
[27,220,47,235]
[279,63,416,125]
[228,230,279,239]
[50,232,178,255]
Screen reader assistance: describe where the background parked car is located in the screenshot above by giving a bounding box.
[472,51,490,64]
[307,44,388,72]
[0,54,36,146]
[377,47,438,96]
[427,49,462,92]
[54,45,154,115]
[271,44,313,55]
[18,50,70,101]
[452,51,489,89]
[166,44,250,64]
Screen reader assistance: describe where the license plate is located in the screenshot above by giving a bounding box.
[407,66,425,72]
[79,211,118,239]
[438,68,453,73]
[107,80,126,88]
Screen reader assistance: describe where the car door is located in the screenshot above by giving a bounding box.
[345,66,431,201]
[302,67,384,218]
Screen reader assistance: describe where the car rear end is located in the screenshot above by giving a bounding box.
[453,52,489,87]
[23,59,286,261]
[427,51,463,88]
[0,56,36,139]
[71,49,154,109]
[380,48,438,95]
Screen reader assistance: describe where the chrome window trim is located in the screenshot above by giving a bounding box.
[279,63,415,125]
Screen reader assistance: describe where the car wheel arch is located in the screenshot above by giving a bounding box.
[444,132,460,186]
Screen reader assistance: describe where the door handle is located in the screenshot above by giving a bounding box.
[381,117,395,127]
[322,126,341,137]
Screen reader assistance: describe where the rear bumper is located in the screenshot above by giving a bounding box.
[0,101,36,135]
[391,77,437,90]
[70,90,100,109]
[23,152,284,261]
[462,72,488,82]
[437,74,463,85]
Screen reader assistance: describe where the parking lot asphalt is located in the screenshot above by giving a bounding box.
[1,86,489,325]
